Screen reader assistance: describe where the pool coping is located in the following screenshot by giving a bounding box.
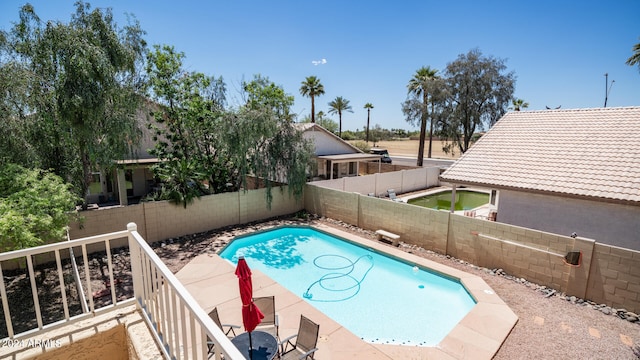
[178,223,518,359]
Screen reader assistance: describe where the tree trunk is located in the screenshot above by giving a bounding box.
[311,96,315,123]
[417,93,428,166]
[366,110,370,143]
[427,101,434,158]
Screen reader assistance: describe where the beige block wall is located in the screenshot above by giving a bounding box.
[447,214,588,292]
[304,185,359,225]
[586,244,640,312]
[239,187,304,224]
[357,195,449,254]
[71,204,147,240]
[69,187,303,244]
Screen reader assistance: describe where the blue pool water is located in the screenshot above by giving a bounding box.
[219,227,476,346]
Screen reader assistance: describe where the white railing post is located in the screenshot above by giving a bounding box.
[0,263,14,338]
[127,222,143,305]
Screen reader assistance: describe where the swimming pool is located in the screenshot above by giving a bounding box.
[219,226,476,346]
[407,189,489,211]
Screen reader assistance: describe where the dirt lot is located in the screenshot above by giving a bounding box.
[355,139,461,159]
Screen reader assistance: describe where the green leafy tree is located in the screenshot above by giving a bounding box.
[403,66,438,165]
[626,37,640,71]
[327,96,353,138]
[147,47,311,208]
[145,45,227,206]
[364,103,374,143]
[1,2,147,207]
[299,76,325,123]
[441,49,515,155]
[0,164,80,251]
[243,74,293,121]
[231,75,314,206]
[301,111,339,134]
[510,98,529,111]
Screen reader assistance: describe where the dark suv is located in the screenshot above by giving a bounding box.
[370,147,392,163]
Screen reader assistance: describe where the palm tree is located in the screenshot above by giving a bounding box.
[299,76,325,123]
[626,37,640,70]
[364,103,374,143]
[511,98,529,111]
[407,66,438,166]
[328,96,353,138]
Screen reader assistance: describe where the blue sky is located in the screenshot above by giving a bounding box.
[1,1,639,131]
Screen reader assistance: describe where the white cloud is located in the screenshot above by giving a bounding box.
[311,58,327,66]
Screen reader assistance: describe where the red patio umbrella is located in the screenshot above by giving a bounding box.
[235,256,264,358]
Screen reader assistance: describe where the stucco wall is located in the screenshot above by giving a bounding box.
[312,167,441,197]
[497,189,640,250]
[31,324,129,360]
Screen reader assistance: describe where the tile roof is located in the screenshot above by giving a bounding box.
[440,107,640,203]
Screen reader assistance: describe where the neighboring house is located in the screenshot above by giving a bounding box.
[87,100,160,207]
[440,106,640,250]
[297,123,383,180]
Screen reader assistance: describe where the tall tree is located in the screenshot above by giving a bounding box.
[231,75,313,207]
[146,44,227,206]
[404,66,438,166]
[299,76,324,123]
[626,37,640,71]
[1,2,147,207]
[510,98,529,111]
[327,96,353,138]
[364,102,374,143]
[147,48,311,208]
[441,49,515,155]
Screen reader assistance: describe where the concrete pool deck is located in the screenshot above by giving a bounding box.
[176,224,518,359]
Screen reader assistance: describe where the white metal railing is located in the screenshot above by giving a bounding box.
[0,223,243,360]
[127,223,244,360]
[0,229,135,340]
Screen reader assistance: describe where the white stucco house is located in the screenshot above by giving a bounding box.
[297,123,383,180]
[440,106,640,250]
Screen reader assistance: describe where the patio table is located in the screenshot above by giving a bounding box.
[231,330,278,360]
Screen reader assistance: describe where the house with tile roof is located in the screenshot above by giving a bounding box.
[440,106,640,250]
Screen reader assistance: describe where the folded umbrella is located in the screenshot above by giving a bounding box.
[235,256,264,359]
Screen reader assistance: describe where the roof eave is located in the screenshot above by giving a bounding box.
[439,177,640,207]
